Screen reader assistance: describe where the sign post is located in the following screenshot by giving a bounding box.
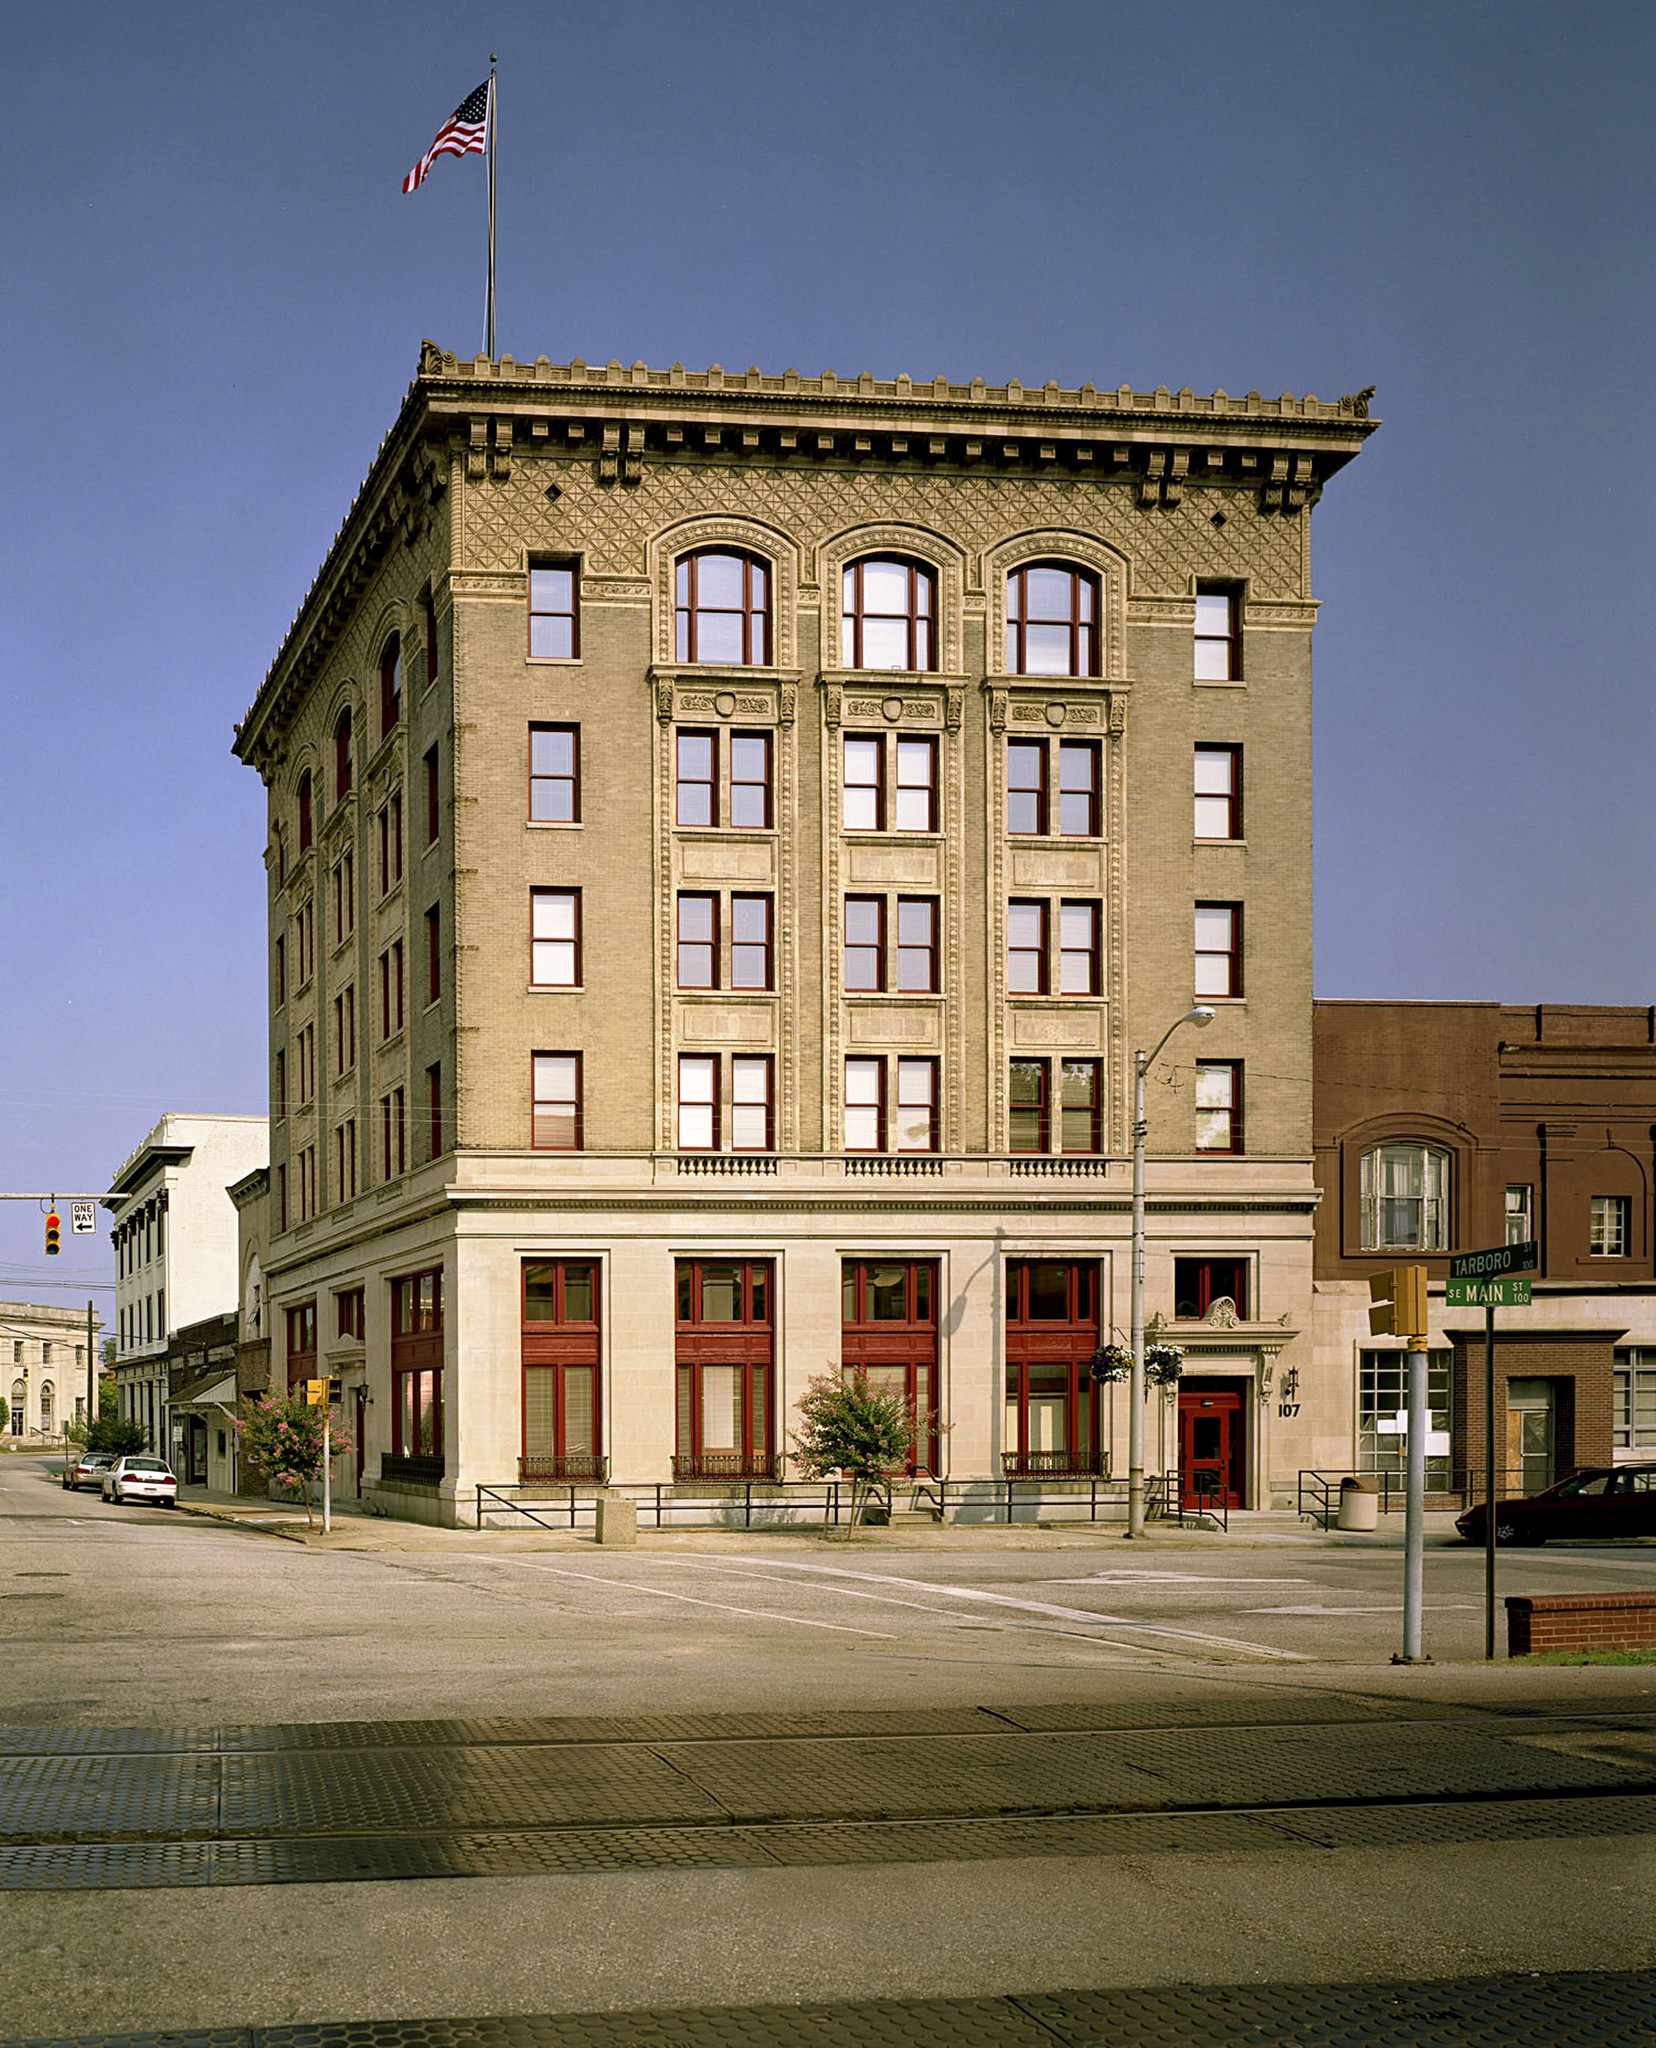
[1369,1267,1429,1661]
[1448,1240,1538,1661]
[305,1377,342,1534]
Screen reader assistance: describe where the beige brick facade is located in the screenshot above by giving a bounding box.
[234,348,1375,1523]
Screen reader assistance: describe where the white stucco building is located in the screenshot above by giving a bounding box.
[108,1114,267,1452]
[2,1301,99,1443]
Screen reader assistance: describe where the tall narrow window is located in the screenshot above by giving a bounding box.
[895,737,938,832]
[676,731,717,827]
[380,636,402,735]
[380,941,405,1038]
[334,710,353,802]
[424,745,439,845]
[678,1056,718,1150]
[731,1056,774,1151]
[842,557,936,671]
[338,1287,365,1340]
[1007,563,1098,677]
[1592,1195,1631,1258]
[531,1052,582,1150]
[1194,902,1242,997]
[1194,1060,1242,1153]
[336,1120,358,1200]
[529,562,578,659]
[334,987,355,1074]
[1007,741,1047,836]
[730,895,773,990]
[844,897,885,992]
[1004,1261,1100,1476]
[1060,1059,1101,1154]
[530,725,580,823]
[844,1059,885,1151]
[842,736,883,830]
[427,1062,442,1159]
[275,1049,286,1121]
[674,1261,773,1481]
[675,551,770,665]
[896,898,938,993]
[895,1058,938,1153]
[1058,742,1100,837]
[729,731,772,829]
[1194,586,1240,681]
[1009,901,1048,994]
[531,891,580,987]
[1059,901,1099,994]
[332,851,354,938]
[1506,1184,1534,1246]
[296,773,312,854]
[522,1260,601,1482]
[423,592,438,684]
[1195,746,1242,839]
[425,905,440,1004]
[1009,1060,1048,1152]
[677,894,718,989]
[275,935,286,1007]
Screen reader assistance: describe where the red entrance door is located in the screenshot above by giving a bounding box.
[1179,1384,1245,1509]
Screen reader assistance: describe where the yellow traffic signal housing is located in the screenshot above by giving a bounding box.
[1369,1265,1428,1337]
[44,1212,61,1256]
[305,1377,343,1406]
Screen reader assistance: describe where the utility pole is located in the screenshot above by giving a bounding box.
[1370,1266,1430,1661]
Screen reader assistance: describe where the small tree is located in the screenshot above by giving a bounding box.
[234,1392,355,1528]
[790,1368,918,1537]
[68,1375,143,1454]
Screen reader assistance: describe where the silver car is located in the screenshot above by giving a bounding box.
[101,1456,179,1507]
[63,1451,115,1492]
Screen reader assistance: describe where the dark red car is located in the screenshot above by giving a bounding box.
[1457,1465,1656,1546]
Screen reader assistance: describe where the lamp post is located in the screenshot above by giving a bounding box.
[1128,1005,1215,1538]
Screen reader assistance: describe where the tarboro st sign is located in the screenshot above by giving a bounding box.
[1444,1239,1538,1309]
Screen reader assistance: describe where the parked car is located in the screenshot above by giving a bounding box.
[62,1451,115,1492]
[100,1456,178,1507]
[1456,1465,1656,1546]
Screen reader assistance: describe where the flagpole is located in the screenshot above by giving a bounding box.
[485,56,497,357]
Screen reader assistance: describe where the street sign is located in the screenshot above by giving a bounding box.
[1450,1240,1537,1280]
[1446,1276,1532,1307]
[69,1202,96,1235]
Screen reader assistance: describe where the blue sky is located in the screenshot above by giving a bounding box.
[2,0,1650,1310]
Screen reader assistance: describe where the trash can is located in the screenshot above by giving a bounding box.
[1336,1474,1379,1531]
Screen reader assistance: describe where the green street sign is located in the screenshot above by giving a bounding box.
[1445,1276,1532,1307]
[1450,1241,1538,1280]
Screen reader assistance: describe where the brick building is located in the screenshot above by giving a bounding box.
[1312,1001,1656,1495]
[232,344,1375,1524]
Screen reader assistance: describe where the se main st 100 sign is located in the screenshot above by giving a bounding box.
[1445,1239,1538,1308]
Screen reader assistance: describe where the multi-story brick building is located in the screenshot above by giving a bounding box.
[233,345,1375,1524]
[1313,1001,1656,1496]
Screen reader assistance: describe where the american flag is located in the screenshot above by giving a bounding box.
[402,79,491,194]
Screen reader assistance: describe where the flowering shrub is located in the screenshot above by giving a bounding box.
[1089,1342,1185,1388]
[234,1392,354,1528]
[790,1368,919,1538]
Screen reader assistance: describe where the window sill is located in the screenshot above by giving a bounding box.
[526,657,583,667]
[527,820,584,831]
[1194,837,1246,849]
[677,987,779,1000]
[1195,995,1246,1006]
[1193,676,1247,689]
[528,984,583,995]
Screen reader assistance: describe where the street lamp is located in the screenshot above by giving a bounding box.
[1128,1005,1215,1538]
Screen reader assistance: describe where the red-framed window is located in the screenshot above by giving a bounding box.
[1059,901,1100,995]
[1195,1059,1243,1154]
[334,710,353,803]
[380,636,402,736]
[677,894,718,989]
[731,1055,774,1152]
[379,793,403,893]
[1009,900,1048,994]
[334,987,355,1074]
[675,550,770,666]
[333,851,354,940]
[730,731,772,829]
[1060,1059,1102,1154]
[844,1057,886,1152]
[296,772,312,854]
[842,735,884,831]
[1058,743,1100,838]
[894,1058,939,1153]
[522,1259,602,1480]
[381,1087,406,1180]
[674,1260,774,1479]
[844,896,885,991]
[1004,1260,1101,1476]
[1009,1059,1049,1153]
[895,737,938,833]
[678,1055,719,1151]
[1195,746,1242,840]
[336,1288,365,1341]
[1195,902,1242,998]
[427,1061,442,1159]
[1174,1257,1249,1320]
[380,941,404,1039]
[842,1259,940,1475]
[842,557,937,672]
[532,1052,582,1150]
[531,890,581,987]
[529,562,579,660]
[335,1118,357,1201]
[423,592,438,684]
[676,731,717,827]
[285,1300,317,1391]
[530,725,579,824]
[896,897,938,993]
[425,905,440,1004]
[425,745,440,845]
[1007,740,1047,836]
[390,1268,442,1464]
[731,894,773,990]
[1195,586,1240,681]
[1007,562,1099,678]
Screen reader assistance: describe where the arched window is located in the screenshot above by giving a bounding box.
[842,557,936,672]
[39,1383,52,1431]
[380,635,402,737]
[1361,1142,1449,1251]
[675,551,770,665]
[1007,562,1099,677]
[274,826,286,888]
[296,772,312,854]
[8,1382,23,1436]
[334,710,353,802]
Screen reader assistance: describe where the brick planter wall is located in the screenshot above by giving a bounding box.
[1506,1592,1656,1656]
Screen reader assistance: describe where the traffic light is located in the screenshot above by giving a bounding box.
[305,1377,343,1406]
[1369,1265,1428,1337]
[44,1211,61,1256]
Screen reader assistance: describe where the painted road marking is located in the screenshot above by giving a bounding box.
[1047,1572,1313,1586]
[487,1557,898,1639]
[1246,1603,1486,1615]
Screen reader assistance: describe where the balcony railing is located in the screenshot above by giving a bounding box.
[379,1452,445,1486]
[671,1451,784,1483]
[518,1452,609,1484]
[1001,1449,1108,1479]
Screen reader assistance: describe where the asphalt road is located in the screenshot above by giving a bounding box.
[3,1453,1655,2040]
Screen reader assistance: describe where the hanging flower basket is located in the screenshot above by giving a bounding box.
[1088,1343,1133,1385]
[1145,1344,1185,1388]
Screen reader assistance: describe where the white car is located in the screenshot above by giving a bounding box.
[101,1456,178,1507]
